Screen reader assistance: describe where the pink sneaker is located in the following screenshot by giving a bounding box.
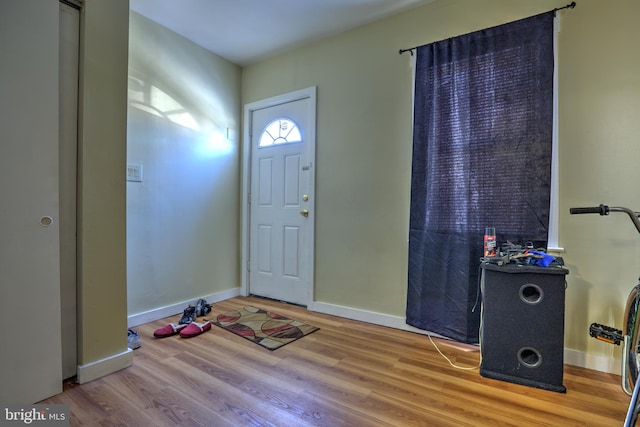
[153,323,188,338]
[179,320,212,338]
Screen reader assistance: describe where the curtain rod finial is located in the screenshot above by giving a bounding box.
[553,1,576,16]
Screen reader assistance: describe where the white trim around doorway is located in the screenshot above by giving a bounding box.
[241,87,317,304]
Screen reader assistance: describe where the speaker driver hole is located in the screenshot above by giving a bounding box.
[520,284,543,304]
[518,347,542,368]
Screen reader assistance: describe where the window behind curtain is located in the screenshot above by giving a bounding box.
[407,12,555,344]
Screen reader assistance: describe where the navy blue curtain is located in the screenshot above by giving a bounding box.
[407,12,555,344]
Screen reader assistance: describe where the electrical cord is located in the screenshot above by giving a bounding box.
[427,333,481,370]
[426,266,491,371]
[429,241,553,371]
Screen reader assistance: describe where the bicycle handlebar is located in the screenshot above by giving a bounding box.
[570,204,640,234]
[569,205,609,215]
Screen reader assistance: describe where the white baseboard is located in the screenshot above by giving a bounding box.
[127,287,241,328]
[564,347,620,374]
[128,293,619,376]
[308,300,450,339]
[308,300,620,375]
[76,348,133,384]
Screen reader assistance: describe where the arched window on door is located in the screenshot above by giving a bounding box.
[259,118,302,147]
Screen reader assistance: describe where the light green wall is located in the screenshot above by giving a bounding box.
[558,0,640,360]
[77,0,130,365]
[243,0,640,362]
[126,12,242,315]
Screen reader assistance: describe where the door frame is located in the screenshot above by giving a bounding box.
[241,87,317,304]
[59,0,81,380]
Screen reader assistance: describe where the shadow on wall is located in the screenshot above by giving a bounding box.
[564,262,625,356]
[127,73,233,157]
[125,9,242,317]
[125,71,240,315]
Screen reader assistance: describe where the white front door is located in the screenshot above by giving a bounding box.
[246,88,316,306]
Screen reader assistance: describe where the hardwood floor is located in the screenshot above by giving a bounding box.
[42,296,629,426]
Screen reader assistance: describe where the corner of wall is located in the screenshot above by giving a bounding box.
[76,0,130,370]
[76,349,133,384]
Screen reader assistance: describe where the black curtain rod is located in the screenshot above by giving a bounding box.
[398,1,576,56]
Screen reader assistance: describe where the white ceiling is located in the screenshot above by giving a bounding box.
[129,0,433,66]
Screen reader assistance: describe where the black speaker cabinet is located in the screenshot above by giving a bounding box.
[479,263,569,393]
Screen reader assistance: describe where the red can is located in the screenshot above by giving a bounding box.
[484,227,497,257]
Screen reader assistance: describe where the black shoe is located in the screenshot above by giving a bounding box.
[179,305,197,324]
[195,299,211,317]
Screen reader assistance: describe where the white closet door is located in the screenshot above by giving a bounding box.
[0,0,63,403]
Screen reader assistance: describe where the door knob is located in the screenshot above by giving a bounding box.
[40,216,54,227]
[300,209,309,217]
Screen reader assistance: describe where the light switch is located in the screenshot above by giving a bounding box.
[127,164,143,182]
